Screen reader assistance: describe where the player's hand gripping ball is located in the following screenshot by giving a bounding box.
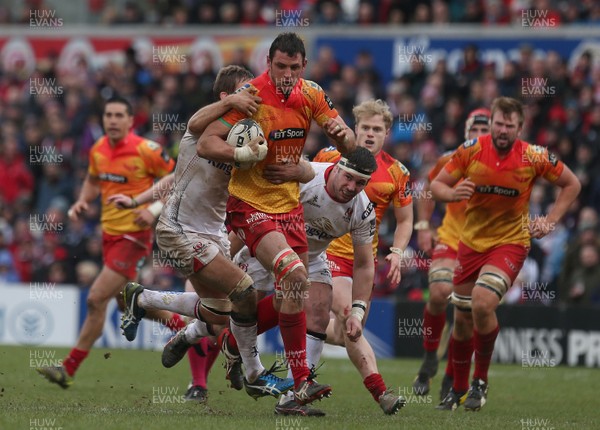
[227,118,267,170]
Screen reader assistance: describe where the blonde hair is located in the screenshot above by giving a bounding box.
[353,99,393,130]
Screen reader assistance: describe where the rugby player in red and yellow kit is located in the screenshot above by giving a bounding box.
[313,100,413,412]
[37,97,175,388]
[413,108,491,400]
[197,33,355,406]
[431,97,580,411]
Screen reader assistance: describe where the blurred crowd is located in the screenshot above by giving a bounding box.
[1,0,600,26]
[0,25,599,306]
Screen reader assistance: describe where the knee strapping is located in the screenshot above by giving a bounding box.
[228,274,255,303]
[474,272,508,299]
[272,248,304,285]
[448,292,472,312]
[196,298,232,319]
[428,268,453,285]
[230,310,256,325]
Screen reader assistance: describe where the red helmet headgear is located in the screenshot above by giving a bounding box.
[465,108,491,139]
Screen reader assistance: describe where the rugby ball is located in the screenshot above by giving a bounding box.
[226,118,265,170]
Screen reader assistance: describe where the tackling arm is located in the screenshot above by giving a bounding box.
[188,91,261,137]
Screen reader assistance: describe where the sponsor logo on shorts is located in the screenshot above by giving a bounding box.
[246,212,272,225]
[327,259,340,272]
[193,241,209,257]
[504,257,517,273]
[113,259,131,270]
[434,243,448,252]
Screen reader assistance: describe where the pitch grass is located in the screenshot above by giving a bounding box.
[1,345,597,430]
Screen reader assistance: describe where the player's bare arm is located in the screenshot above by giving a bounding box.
[323,116,356,154]
[346,242,374,342]
[197,120,266,164]
[68,174,100,221]
[385,204,413,286]
[530,165,581,239]
[107,173,175,209]
[188,90,261,136]
[262,157,315,185]
[431,170,475,202]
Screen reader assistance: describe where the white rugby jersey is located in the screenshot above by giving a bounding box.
[161,130,231,237]
[300,163,376,261]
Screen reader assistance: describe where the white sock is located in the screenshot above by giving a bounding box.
[230,320,264,382]
[280,368,295,404]
[306,333,325,369]
[183,319,211,343]
[139,291,199,317]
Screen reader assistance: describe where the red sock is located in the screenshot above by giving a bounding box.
[472,325,500,383]
[279,311,309,388]
[63,348,89,377]
[423,307,447,352]
[165,313,186,332]
[204,339,220,378]
[188,337,211,388]
[452,337,474,394]
[444,336,454,378]
[363,373,386,402]
[257,294,279,335]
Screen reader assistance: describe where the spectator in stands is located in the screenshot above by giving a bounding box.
[558,207,600,296]
[0,135,34,206]
[561,244,600,305]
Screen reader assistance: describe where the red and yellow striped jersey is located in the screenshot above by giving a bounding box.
[428,150,466,251]
[443,135,564,252]
[89,133,174,235]
[314,147,412,258]
[221,71,338,213]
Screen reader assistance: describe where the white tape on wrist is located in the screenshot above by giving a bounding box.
[351,300,367,322]
[147,201,164,217]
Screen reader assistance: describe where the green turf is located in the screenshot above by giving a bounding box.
[1,345,597,429]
